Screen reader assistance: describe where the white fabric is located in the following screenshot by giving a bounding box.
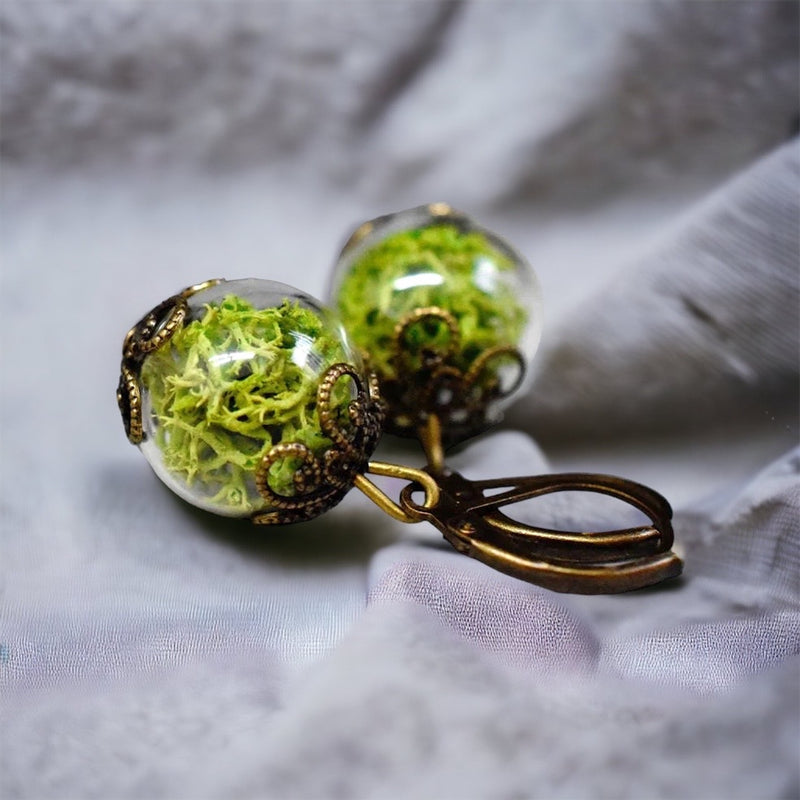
[1,3,798,798]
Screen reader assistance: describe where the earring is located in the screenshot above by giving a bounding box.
[116,206,682,594]
[117,278,386,524]
[329,202,543,446]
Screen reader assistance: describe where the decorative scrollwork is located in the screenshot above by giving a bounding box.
[123,294,188,361]
[394,307,460,367]
[116,364,143,444]
[252,363,384,525]
[117,292,190,445]
[463,345,526,403]
[380,307,526,439]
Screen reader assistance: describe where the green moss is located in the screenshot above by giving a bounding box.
[140,295,349,513]
[335,224,527,381]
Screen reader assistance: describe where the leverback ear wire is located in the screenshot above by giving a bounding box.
[351,413,682,594]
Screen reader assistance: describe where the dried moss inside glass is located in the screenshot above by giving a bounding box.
[140,294,352,515]
[336,224,528,381]
[331,217,539,437]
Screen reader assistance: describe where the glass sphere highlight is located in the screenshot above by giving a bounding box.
[118,279,382,520]
[329,203,542,438]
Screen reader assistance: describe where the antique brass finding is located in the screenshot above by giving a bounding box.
[397,469,681,594]
[352,414,683,594]
[117,279,223,445]
[353,463,440,524]
[377,305,527,439]
[252,363,384,525]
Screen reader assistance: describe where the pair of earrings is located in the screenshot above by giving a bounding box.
[117,203,682,594]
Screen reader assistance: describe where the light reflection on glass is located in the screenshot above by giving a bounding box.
[208,350,255,367]
[393,272,445,292]
[291,331,324,374]
[473,257,499,293]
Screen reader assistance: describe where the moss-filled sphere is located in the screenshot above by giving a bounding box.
[329,204,542,438]
[118,279,382,521]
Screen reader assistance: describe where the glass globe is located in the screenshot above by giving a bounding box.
[120,279,380,520]
[329,203,543,438]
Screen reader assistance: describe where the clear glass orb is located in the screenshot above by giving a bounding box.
[329,203,543,438]
[123,279,380,519]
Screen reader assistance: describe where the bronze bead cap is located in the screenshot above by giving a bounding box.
[117,205,682,594]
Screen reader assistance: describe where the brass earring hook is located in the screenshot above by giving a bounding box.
[350,413,681,594]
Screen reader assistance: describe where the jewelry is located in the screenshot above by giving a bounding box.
[117,205,682,593]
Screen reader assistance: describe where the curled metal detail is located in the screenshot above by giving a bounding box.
[117,292,189,444]
[123,295,188,360]
[117,364,144,445]
[394,306,460,365]
[381,306,526,438]
[463,345,526,399]
[252,363,384,525]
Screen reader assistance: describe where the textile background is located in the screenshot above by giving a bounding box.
[1,3,798,798]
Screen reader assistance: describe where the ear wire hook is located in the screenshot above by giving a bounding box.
[399,468,681,594]
[353,414,682,594]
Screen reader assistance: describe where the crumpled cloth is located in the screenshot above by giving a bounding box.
[1,3,798,799]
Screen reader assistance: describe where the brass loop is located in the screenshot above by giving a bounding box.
[122,326,138,365]
[427,201,454,217]
[367,370,382,404]
[255,442,321,504]
[353,461,441,524]
[316,363,364,454]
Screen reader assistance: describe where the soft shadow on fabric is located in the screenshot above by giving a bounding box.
[95,462,402,567]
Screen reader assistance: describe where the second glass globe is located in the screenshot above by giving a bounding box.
[329,203,543,439]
